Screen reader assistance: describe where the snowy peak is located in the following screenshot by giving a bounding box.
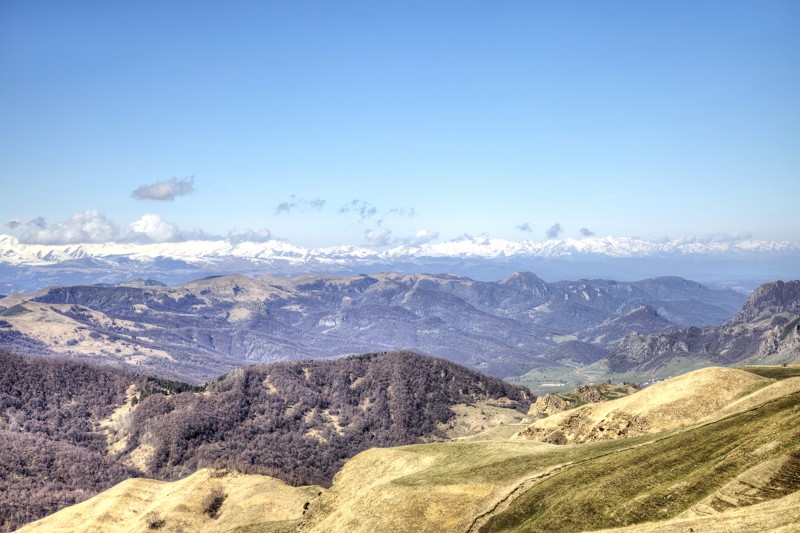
[1,234,798,294]
[1,234,798,267]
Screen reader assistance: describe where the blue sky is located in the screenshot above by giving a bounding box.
[1,1,798,247]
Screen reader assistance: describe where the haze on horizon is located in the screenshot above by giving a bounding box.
[1,1,798,250]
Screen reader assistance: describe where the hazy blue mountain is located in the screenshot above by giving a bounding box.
[0,272,745,382]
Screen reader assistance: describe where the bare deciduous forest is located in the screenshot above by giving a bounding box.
[0,349,530,531]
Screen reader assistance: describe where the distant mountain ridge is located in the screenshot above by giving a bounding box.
[1,233,798,292]
[609,280,800,372]
[0,272,745,381]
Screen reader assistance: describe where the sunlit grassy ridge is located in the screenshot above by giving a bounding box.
[739,364,800,380]
[20,468,322,533]
[480,390,800,532]
[301,367,800,532]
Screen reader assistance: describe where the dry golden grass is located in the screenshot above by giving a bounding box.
[19,469,322,533]
[0,301,170,362]
[441,401,528,440]
[517,367,770,443]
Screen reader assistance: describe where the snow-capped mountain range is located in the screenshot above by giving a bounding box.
[2,234,798,266]
[1,234,798,293]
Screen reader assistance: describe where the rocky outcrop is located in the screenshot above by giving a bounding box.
[609,280,800,372]
[526,383,638,420]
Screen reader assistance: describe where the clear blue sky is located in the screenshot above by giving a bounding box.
[1,1,798,247]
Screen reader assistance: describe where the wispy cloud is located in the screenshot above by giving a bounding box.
[580,227,595,237]
[546,223,564,239]
[362,227,439,248]
[385,207,416,218]
[339,200,417,226]
[275,195,326,215]
[227,227,272,243]
[339,199,379,221]
[675,232,755,244]
[516,222,532,233]
[132,176,195,201]
[6,217,46,230]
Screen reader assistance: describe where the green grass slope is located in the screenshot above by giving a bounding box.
[299,366,800,533]
[479,390,800,532]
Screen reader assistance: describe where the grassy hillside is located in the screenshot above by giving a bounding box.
[480,390,800,532]
[518,367,770,444]
[19,468,322,533]
[738,364,800,380]
[297,365,800,533]
[13,364,800,533]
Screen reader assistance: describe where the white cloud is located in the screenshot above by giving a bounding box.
[361,227,440,247]
[132,176,195,201]
[404,229,439,246]
[11,211,224,245]
[363,228,394,246]
[580,227,595,237]
[21,210,118,244]
[123,214,180,242]
[676,232,755,244]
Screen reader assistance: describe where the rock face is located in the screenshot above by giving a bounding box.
[527,394,579,419]
[0,272,745,381]
[732,280,800,323]
[526,383,639,419]
[609,280,800,372]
